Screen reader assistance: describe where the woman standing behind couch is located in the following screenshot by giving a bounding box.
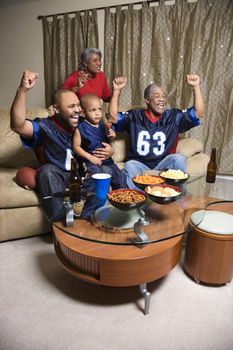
[62,48,111,102]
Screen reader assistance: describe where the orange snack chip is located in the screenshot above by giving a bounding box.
[134,175,164,185]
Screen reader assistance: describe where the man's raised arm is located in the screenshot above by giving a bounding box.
[10,70,39,139]
[186,74,204,119]
[108,77,127,123]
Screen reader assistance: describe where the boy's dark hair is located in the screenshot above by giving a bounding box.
[80,93,100,109]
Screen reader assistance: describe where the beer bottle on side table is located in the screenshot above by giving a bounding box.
[69,158,82,203]
[206,148,217,183]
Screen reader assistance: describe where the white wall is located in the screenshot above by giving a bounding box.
[0,0,142,108]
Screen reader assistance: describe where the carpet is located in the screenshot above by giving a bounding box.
[0,233,233,350]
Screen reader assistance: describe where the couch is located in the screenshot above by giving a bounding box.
[0,108,51,242]
[0,107,209,242]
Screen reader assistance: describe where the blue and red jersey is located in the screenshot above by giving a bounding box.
[115,107,200,169]
[21,116,74,171]
[78,120,113,166]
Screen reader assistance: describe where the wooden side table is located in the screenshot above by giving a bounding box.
[184,210,233,285]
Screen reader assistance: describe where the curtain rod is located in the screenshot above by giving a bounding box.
[37,0,158,20]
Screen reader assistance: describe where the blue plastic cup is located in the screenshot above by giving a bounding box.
[92,173,111,201]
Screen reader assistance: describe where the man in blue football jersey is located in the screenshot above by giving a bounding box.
[10,70,113,220]
[108,75,204,188]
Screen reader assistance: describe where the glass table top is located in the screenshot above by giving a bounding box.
[41,175,233,246]
[185,175,233,201]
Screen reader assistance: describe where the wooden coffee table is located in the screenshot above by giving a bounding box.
[53,201,185,314]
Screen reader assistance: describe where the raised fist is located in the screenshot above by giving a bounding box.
[113,76,127,91]
[20,70,39,90]
[186,74,200,87]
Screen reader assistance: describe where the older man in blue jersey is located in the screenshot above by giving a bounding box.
[108,75,204,189]
[10,70,113,220]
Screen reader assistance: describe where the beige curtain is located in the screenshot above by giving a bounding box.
[42,10,98,107]
[104,0,233,174]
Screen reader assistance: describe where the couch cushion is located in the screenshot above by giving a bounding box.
[176,137,203,158]
[0,107,49,168]
[111,133,130,163]
[116,161,124,170]
[186,153,210,176]
[0,168,40,208]
[0,207,51,242]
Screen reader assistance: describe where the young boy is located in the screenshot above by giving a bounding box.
[73,93,126,190]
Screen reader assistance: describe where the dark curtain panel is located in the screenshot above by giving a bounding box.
[104,0,233,174]
[42,10,98,107]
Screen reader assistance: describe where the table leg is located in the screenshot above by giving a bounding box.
[139,283,151,315]
[64,201,74,227]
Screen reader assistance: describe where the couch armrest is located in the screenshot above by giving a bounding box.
[0,107,49,168]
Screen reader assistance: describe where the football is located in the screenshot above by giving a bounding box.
[16,167,37,190]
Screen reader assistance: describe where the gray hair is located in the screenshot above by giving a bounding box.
[144,82,163,99]
[79,48,102,70]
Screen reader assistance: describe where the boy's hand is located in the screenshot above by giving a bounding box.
[186,74,200,87]
[105,122,112,130]
[113,77,127,91]
[20,70,38,91]
[107,128,116,139]
[105,122,115,138]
